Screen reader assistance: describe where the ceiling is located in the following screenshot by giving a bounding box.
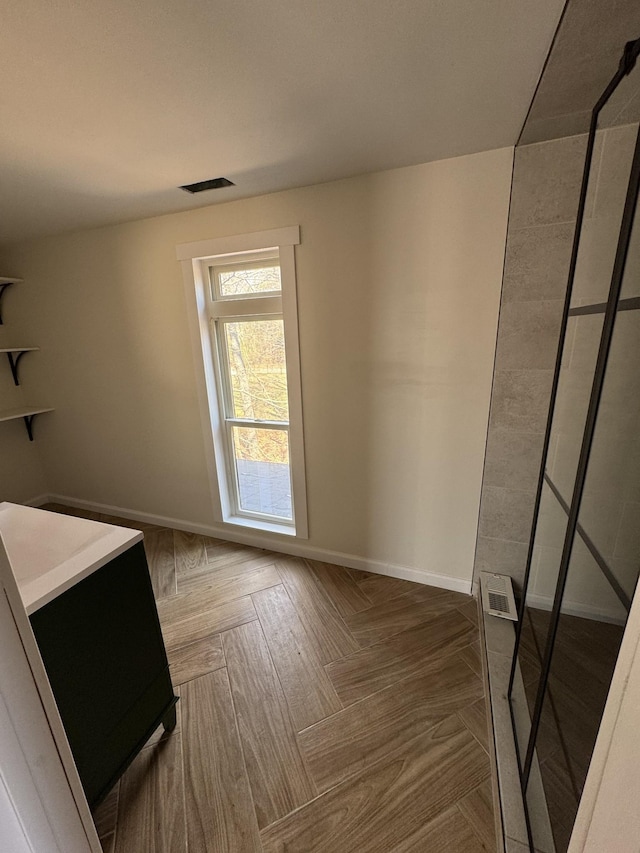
[0,0,566,246]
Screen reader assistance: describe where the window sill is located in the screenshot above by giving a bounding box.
[222,514,297,537]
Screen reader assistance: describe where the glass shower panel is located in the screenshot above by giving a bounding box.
[509,39,640,853]
[527,537,626,853]
[620,210,640,298]
[547,314,604,499]
[571,119,638,308]
[598,63,640,303]
[511,483,564,753]
[513,311,604,769]
[579,307,640,603]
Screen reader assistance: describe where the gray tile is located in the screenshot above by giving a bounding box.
[519,110,591,146]
[624,438,640,503]
[502,223,574,304]
[479,487,536,545]
[614,87,640,124]
[597,356,640,442]
[578,492,625,558]
[601,52,638,121]
[486,649,529,846]
[550,366,594,449]
[490,370,553,434]
[484,615,517,657]
[611,557,640,600]
[483,430,544,492]
[607,310,640,371]
[582,129,603,224]
[567,313,604,371]
[474,537,529,590]
[547,433,580,505]
[521,0,640,131]
[614,501,640,560]
[505,838,531,853]
[525,757,557,853]
[495,301,563,371]
[621,213,640,298]
[593,124,639,220]
[509,136,587,229]
[536,485,569,551]
[572,216,621,305]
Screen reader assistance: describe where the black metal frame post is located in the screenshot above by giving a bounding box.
[6,350,29,385]
[23,414,37,441]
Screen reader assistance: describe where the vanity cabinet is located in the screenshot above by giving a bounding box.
[30,541,177,808]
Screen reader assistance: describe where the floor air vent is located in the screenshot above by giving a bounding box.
[480,572,518,621]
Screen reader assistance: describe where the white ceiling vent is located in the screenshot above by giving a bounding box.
[480,572,518,621]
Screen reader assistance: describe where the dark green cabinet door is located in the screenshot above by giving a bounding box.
[30,541,177,806]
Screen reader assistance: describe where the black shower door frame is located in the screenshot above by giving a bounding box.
[507,37,640,793]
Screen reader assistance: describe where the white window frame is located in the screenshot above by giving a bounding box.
[177,226,308,538]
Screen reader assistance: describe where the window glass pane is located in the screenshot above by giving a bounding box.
[217,262,281,297]
[231,426,292,520]
[223,319,289,421]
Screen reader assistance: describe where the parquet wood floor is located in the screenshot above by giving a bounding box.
[44,505,495,852]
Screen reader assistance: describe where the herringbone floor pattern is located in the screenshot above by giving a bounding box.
[46,505,496,852]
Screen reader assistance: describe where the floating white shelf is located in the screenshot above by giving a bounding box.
[0,406,54,441]
[0,405,54,421]
[0,275,50,440]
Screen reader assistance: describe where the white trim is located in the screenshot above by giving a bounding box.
[216,512,296,537]
[179,258,227,522]
[279,243,308,539]
[176,226,300,261]
[179,229,308,539]
[24,494,51,508]
[210,296,282,318]
[209,253,281,302]
[41,494,472,595]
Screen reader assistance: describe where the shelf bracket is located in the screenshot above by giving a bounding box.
[23,414,38,441]
[0,282,14,325]
[6,350,30,385]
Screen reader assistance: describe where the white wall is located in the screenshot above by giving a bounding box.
[0,148,512,588]
[0,290,49,502]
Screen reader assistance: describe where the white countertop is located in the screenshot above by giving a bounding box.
[0,503,143,614]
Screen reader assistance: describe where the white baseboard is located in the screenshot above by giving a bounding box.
[526,592,626,626]
[24,494,51,508]
[38,493,473,596]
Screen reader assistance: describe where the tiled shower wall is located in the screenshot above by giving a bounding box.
[474,126,640,592]
[473,134,588,590]
[526,122,640,616]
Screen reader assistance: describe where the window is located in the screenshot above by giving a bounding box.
[177,227,307,537]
